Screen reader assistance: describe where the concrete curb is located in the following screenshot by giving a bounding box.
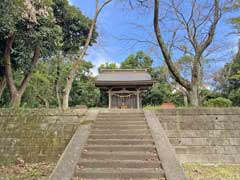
[49,109,99,180]
[144,110,188,180]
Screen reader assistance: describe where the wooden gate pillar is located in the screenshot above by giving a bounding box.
[137,89,140,109]
[108,89,112,109]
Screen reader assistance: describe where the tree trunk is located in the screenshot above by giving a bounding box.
[18,47,40,96]
[9,92,21,108]
[44,98,49,108]
[188,85,199,107]
[55,57,62,108]
[61,0,112,109]
[62,68,76,109]
[56,78,61,108]
[0,77,6,98]
[3,35,19,107]
[10,47,40,108]
[4,36,40,108]
[183,93,188,107]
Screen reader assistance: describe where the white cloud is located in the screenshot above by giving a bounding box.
[85,47,119,76]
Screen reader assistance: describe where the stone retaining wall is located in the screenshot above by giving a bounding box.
[0,108,86,165]
[155,108,240,164]
[1,108,240,165]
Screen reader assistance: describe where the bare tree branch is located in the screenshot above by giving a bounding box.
[199,0,220,55]
[154,0,191,90]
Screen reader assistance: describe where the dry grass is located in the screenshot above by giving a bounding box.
[183,163,240,180]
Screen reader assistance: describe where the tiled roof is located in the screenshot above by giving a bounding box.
[96,69,152,82]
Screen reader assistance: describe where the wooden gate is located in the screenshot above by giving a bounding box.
[111,93,137,109]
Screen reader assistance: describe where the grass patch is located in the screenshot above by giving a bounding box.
[0,162,54,180]
[183,163,240,180]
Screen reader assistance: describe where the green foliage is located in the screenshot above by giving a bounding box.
[228,89,240,106]
[229,0,240,31]
[70,78,100,107]
[0,57,100,108]
[21,62,55,107]
[0,0,24,37]
[70,60,101,107]
[120,51,153,72]
[0,0,99,108]
[204,97,232,107]
[151,66,169,83]
[98,62,117,72]
[143,82,184,106]
[0,0,62,74]
[214,49,240,106]
[52,0,97,53]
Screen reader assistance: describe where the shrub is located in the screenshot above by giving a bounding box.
[228,89,240,106]
[204,97,232,107]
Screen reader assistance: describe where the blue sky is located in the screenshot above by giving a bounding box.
[69,0,239,75]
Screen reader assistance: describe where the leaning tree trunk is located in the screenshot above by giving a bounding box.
[55,57,62,108]
[62,68,76,109]
[0,77,6,98]
[61,0,112,109]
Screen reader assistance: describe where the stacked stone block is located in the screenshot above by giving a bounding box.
[155,108,240,164]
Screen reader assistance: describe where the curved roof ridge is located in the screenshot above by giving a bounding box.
[100,69,148,73]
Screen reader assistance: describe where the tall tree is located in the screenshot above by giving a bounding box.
[153,0,221,106]
[62,0,112,109]
[0,0,62,107]
[51,0,98,108]
[120,50,153,72]
[98,62,118,72]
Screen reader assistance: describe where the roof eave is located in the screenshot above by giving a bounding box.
[95,80,155,87]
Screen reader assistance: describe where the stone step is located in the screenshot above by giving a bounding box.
[71,179,164,180]
[97,117,145,120]
[84,145,156,152]
[70,112,168,180]
[81,152,159,161]
[77,160,161,168]
[96,118,146,122]
[98,112,144,116]
[92,125,148,130]
[74,168,165,179]
[94,121,147,125]
[90,129,151,135]
[89,134,152,140]
[87,139,154,145]
[97,116,145,120]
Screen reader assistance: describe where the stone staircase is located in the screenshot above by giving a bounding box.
[72,111,166,180]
